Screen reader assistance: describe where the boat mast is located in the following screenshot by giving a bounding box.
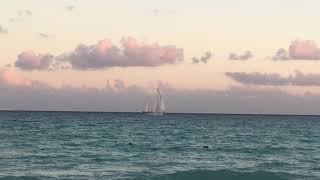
[145,98,149,112]
[160,94,165,112]
[155,88,160,113]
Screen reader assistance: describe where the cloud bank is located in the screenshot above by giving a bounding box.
[57,37,184,70]
[0,69,31,86]
[15,37,183,71]
[226,71,320,86]
[229,50,253,60]
[15,51,54,71]
[192,51,212,64]
[274,40,320,60]
[1,69,320,114]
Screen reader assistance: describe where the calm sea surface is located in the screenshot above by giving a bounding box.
[0,111,319,180]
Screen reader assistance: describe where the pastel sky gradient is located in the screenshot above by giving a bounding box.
[1,0,320,113]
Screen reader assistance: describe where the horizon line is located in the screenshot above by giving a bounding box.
[0,109,319,117]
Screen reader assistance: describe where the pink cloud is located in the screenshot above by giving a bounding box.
[226,71,320,86]
[15,51,54,70]
[106,79,126,93]
[58,37,184,70]
[289,40,320,60]
[274,40,320,60]
[0,69,31,86]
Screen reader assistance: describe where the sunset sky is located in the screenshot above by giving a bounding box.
[1,0,320,114]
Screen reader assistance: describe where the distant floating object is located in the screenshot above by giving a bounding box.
[142,88,165,116]
[203,145,209,149]
[128,142,133,146]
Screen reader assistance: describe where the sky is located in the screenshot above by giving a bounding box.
[1,0,320,114]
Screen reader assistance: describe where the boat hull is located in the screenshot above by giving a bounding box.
[142,112,164,116]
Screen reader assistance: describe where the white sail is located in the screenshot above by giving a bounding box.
[158,89,165,113]
[143,88,165,115]
[155,89,162,113]
[160,97,165,112]
[156,89,160,112]
[145,99,149,112]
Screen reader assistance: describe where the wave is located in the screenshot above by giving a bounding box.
[133,169,292,180]
[0,176,41,180]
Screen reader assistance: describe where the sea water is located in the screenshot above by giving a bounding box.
[0,111,319,180]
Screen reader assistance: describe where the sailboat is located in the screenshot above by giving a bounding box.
[143,88,165,115]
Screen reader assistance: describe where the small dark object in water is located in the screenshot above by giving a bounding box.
[128,142,133,146]
[203,145,209,149]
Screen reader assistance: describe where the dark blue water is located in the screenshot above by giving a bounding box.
[0,111,319,180]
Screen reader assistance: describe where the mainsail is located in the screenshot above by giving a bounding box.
[160,96,165,112]
[153,88,165,113]
[145,99,149,112]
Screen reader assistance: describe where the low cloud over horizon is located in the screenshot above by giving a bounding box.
[1,68,320,115]
[226,71,320,86]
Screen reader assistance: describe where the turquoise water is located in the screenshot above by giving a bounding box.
[0,111,319,180]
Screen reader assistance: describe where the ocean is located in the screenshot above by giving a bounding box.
[0,111,319,180]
